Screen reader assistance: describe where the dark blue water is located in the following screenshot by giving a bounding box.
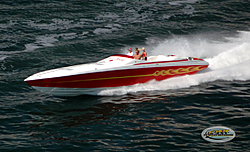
[1,0,250,151]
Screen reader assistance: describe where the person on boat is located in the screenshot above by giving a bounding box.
[127,48,133,56]
[134,47,139,53]
[133,50,141,60]
[141,47,147,60]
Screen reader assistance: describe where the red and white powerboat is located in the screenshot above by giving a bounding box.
[24,54,209,96]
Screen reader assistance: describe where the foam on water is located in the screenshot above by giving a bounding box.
[0,31,89,62]
[169,0,200,6]
[100,31,250,96]
[0,36,54,61]
[27,19,86,31]
[0,18,91,61]
[168,0,199,15]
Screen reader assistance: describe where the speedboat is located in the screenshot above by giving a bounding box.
[24,54,209,96]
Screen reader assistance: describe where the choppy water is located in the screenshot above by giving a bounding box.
[1,0,250,151]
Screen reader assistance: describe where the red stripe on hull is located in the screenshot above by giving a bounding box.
[111,54,134,59]
[25,65,208,88]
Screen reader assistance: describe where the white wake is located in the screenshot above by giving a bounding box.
[100,31,250,96]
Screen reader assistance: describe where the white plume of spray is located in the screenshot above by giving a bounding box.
[101,31,250,96]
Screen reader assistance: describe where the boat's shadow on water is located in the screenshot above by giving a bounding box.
[29,94,138,129]
[60,91,169,105]
[33,86,207,129]
[59,95,101,108]
[41,92,165,119]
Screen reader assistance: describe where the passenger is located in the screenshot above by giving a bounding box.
[133,50,141,60]
[141,47,147,60]
[134,47,139,53]
[127,48,133,56]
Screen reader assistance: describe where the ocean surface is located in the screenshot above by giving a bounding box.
[1,0,250,151]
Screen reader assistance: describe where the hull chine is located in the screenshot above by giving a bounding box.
[32,86,115,97]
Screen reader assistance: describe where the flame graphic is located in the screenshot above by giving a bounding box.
[153,66,207,76]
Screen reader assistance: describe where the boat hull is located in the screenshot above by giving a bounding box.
[25,64,208,96]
